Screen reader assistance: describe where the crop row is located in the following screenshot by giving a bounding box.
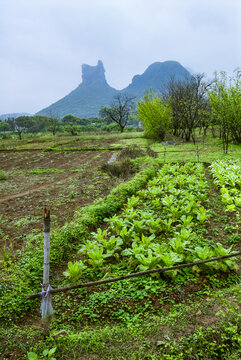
[210,160,241,212]
[65,163,235,281]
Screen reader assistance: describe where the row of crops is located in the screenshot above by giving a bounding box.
[64,161,240,281]
[210,160,241,212]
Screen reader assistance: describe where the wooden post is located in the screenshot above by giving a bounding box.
[196,143,199,162]
[43,206,51,288]
[164,144,166,163]
[43,205,51,337]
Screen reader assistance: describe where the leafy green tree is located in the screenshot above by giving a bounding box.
[209,70,241,152]
[48,117,60,135]
[11,115,50,138]
[30,115,51,133]
[15,116,35,139]
[99,94,135,132]
[61,114,80,125]
[62,114,82,135]
[64,124,78,136]
[137,90,172,140]
[0,121,11,132]
[6,117,16,132]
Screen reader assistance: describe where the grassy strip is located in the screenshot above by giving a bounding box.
[0,147,123,152]
[0,158,159,322]
[1,284,240,359]
[0,132,144,151]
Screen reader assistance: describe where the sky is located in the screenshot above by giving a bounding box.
[0,0,240,115]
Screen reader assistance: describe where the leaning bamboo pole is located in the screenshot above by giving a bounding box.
[27,251,241,300]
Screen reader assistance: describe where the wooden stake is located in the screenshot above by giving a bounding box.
[196,143,199,162]
[164,144,166,163]
[43,205,51,337]
[43,206,51,289]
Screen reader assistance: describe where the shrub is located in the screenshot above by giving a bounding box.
[117,145,146,160]
[137,90,172,140]
[101,158,137,178]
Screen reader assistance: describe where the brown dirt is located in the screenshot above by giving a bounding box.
[0,149,121,251]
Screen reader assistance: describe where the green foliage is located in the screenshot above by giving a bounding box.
[63,261,86,283]
[0,169,8,180]
[27,168,65,175]
[210,160,241,212]
[137,90,172,140]
[0,120,11,132]
[209,70,241,150]
[0,245,14,266]
[0,161,158,322]
[87,246,105,268]
[48,117,60,135]
[61,114,81,125]
[75,162,236,279]
[27,347,57,360]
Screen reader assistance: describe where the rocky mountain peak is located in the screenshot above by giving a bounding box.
[36,60,191,118]
[81,60,106,85]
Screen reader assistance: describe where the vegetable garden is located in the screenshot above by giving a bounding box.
[74,162,237,278]
[1,147,241,359]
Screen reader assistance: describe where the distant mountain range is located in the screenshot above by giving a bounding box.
[0,113,32,120]
[1,60,191,120]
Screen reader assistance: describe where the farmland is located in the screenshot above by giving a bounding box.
[0,150,118,251]
[1,132,241,359]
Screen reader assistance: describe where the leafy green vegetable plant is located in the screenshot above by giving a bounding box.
[63,261,86,283]
[27,347,57,360]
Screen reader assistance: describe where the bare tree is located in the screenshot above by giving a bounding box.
[99,93,135,132]
[166,74,213,143]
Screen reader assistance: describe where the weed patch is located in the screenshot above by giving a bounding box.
[101,158,137,178]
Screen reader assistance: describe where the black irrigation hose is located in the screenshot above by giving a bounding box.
[27,251,241,300]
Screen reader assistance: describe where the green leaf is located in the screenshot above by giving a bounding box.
[48,347,57,356]
[27,352,38,360]
[43,349,49,356]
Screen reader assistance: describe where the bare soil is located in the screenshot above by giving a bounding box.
[0,149,120,251]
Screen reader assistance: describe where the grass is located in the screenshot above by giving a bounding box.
[1,129,241,162]
[0,131,145,151]
[2,160,241,359]
[151,132,241,163]
[1,284,241,359]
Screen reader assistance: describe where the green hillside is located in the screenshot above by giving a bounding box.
[37,60,191,119]
[123,60,191,97]
[37,60,117,119]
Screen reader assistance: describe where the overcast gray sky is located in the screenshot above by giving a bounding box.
[0,0,240,114]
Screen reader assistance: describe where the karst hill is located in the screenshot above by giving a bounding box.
[37,59,191,118]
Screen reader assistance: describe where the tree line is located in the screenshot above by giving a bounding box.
[0,114,133,139]
[1,70,240,148]
[137,70,241,150]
